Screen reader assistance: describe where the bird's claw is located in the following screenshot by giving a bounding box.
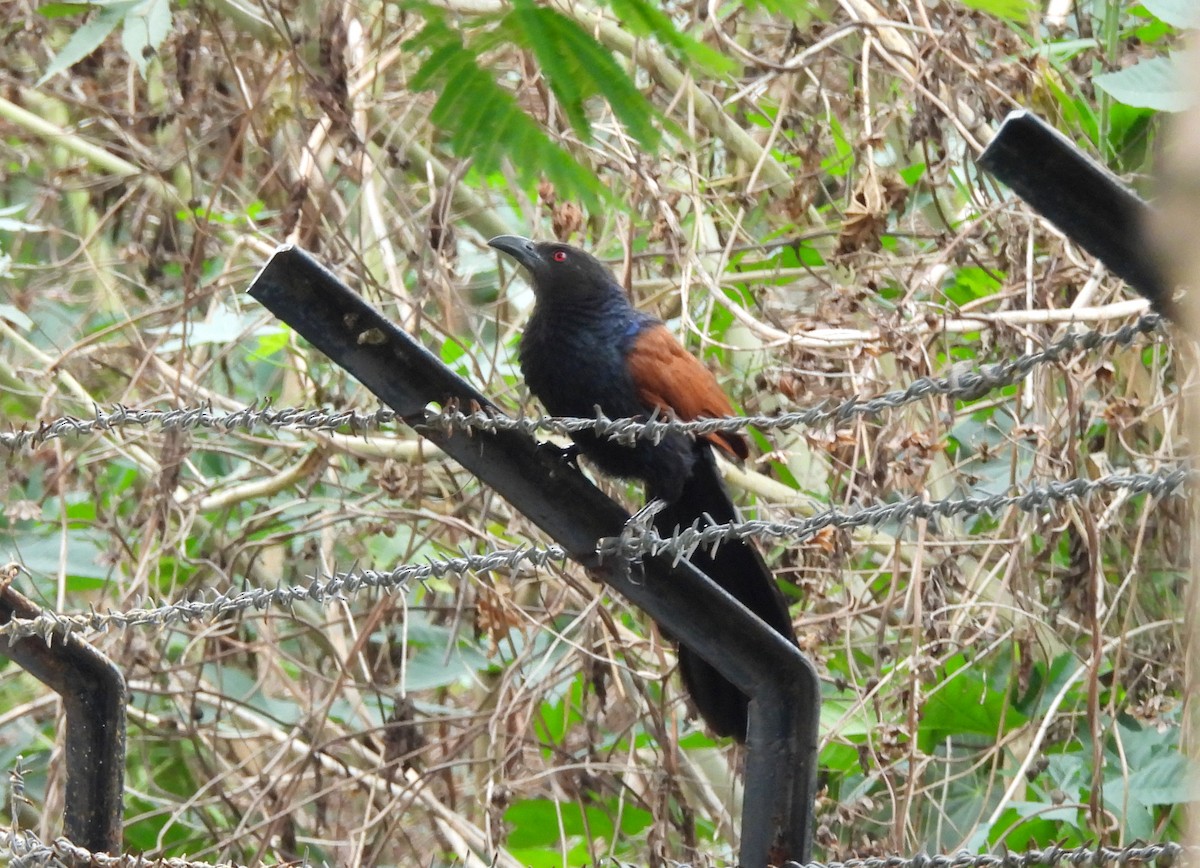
[615,498,668,560]
[537,440,582,469]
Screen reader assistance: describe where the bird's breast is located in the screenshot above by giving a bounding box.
[519,306,697,501]
[519,308,644,420]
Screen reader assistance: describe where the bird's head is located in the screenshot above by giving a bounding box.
[488,235,622,303]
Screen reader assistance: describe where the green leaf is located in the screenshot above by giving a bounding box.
[918,655,1029,753]
[1125,753,1200,804]
[1014,653,1078,717]
[942,265,1002,306]
[406,22,607,207]
[1095,53,1198,112]
[38,1,138,85]
[38,2,93,19]
[401,643,494,691]
[145,308,263,352]
[504,799,615,849]
[821,116,853,177]
[1140,0,1200,28]
[955,0,1037,22]
[121,0,172,76]
[546,13,660,149]
[502,799,564,849]
[8,528,115,590]
[505,0,592,137]
[603,0,736,75]
[602,0,673,41]
[407,30,468,91]
[498,0,660,150]
[533,681,583,744]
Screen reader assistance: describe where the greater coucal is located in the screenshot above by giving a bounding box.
[489,234,797,741]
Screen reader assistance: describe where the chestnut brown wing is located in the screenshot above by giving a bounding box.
[625,323,749,461]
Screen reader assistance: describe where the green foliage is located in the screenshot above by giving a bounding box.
[941,266,1003,308]
[1080,1,1196,129]
[406,16,607,208]
[899,162,927,186]
[821,117,854,177]
[918,653,1030,753]
[405,0,681,208]
[504,797,654,866]
[38,0,171,82]
[123,741,215,855]
[955,0,1037,22]
[0,0,1191,864]
[1095,54,1196,112]
[377,610,497,691]
[8,527,114,593]
[1138,0,1199,27]
[601,0,735,74]
[494,0,661,149]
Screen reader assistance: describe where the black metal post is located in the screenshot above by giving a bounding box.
[978,109,1174,318]
[0,573,126,855]
[248,246,821,866]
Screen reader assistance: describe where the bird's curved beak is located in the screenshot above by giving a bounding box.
[488,235,542,273]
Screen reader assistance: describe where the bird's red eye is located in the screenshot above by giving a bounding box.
[552,250,568,262]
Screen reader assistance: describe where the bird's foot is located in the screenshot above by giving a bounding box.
[537,440,582,469]
[596,499,666,581]
[616,499,668,561]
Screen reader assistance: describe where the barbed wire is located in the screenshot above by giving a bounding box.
[2,830,250,867]
[0,313,1165,452]
[601,467,1191,560]
[0,466,1185,643]
[0,544,569,643]
[0,830,1187,868]
[430,312,1166,447]
[0,404,399,451]
[785,842,1187,868]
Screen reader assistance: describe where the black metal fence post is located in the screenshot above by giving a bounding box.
[0,572,126,855]
[248,246,822,866]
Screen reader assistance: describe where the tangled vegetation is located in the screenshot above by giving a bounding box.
[0,0,1193,865]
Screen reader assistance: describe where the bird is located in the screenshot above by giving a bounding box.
[488,234,797,741]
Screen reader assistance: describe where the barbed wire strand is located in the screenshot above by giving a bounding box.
[3,830,249,867]
[783,842,1187,868]
[0,829,1187,868]
[0,466,1185,644]
[0,545,569,643]
[0,314,1165,452]
[601,468,1191,561]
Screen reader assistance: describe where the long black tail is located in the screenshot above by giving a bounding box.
[653,445,797,741]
